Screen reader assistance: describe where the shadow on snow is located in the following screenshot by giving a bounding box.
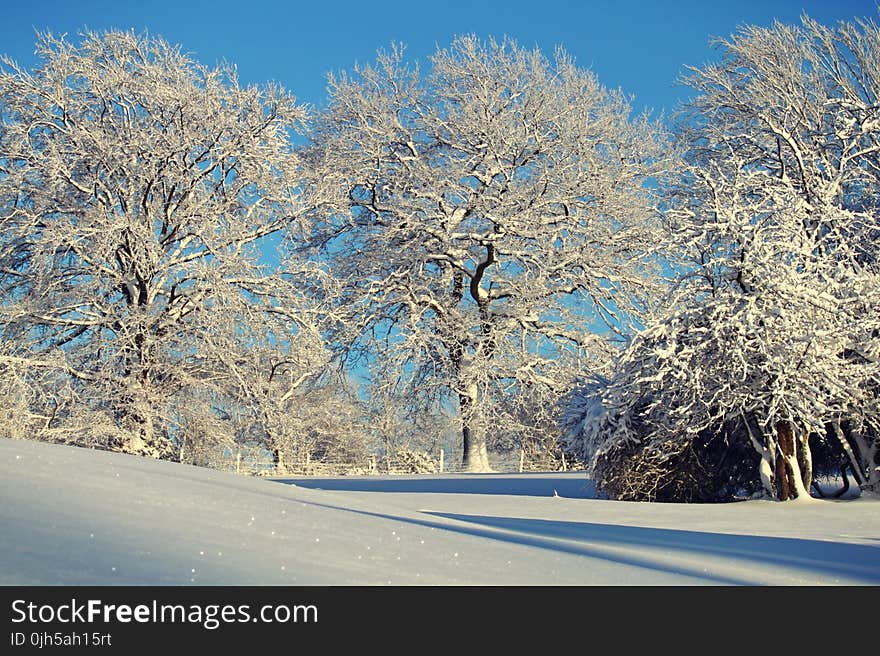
[274,473,595,499]
[423,512,880,584]
[290,497,880,585]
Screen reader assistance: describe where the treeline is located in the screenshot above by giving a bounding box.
[1,16,878,501]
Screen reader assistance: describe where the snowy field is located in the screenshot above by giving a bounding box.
[1,438,878,586]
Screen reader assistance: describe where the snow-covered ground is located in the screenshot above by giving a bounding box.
[1,438,878,585]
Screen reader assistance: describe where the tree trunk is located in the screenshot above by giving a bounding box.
[459,389,492,473]
[130,409,176,460]
[840,419,880,493]
[796,425,812,490]
[117,410,175,459]
[111,387,173,459]
[742,412,775,496]
[461,422,491,472]
[832,421,867,487]
[773,420,811,500]
[272,447,287,475]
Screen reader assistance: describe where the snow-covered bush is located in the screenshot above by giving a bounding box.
[384,449,438,474]
[563,15,880,501]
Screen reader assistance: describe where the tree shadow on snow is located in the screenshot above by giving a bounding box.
[275,473,594,499]
[422,512,880,585]
[291,497,880,584]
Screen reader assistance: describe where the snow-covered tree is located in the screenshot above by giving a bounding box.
[563,15,880,501]
[364,377,457,459]
[0,30,325,460]
[300,36,666,471]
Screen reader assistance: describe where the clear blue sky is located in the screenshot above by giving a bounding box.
[1,0,877,118]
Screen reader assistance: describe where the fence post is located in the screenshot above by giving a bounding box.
[439,448,444,473]
[519,446,525,473]
[235,449,241,475]
[561,452,567,472]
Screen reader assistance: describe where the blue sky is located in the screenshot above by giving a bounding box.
[1,0,877,118]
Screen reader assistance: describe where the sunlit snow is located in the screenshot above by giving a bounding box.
[1,439,878,585]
